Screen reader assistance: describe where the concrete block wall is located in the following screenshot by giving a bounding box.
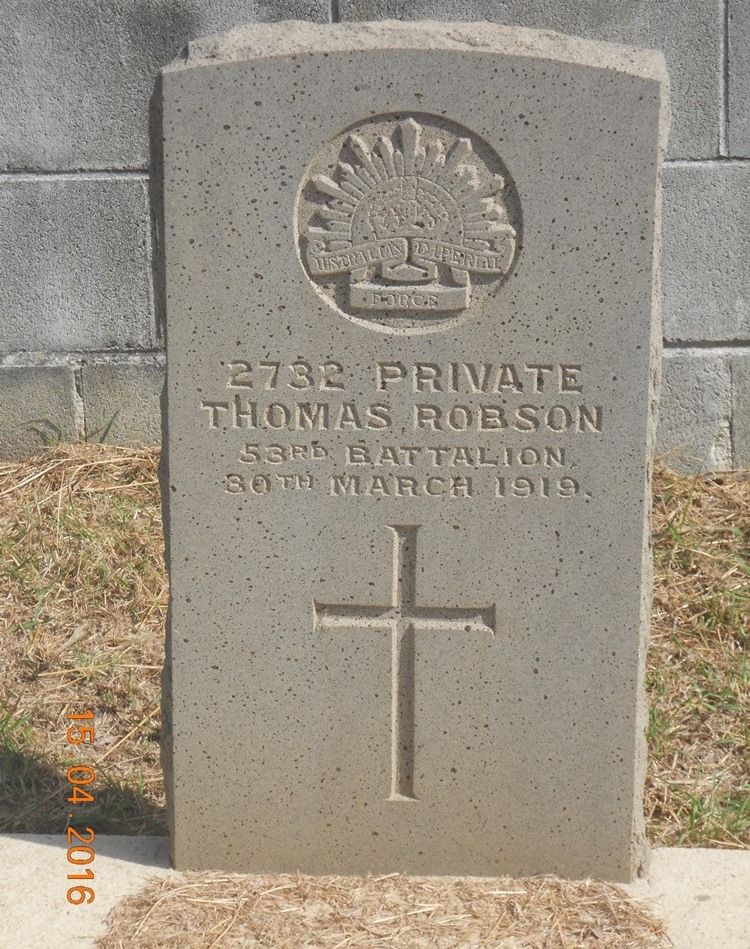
[1,1,747,469]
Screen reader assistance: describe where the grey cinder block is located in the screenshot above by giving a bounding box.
[657,349,733,471]
[82,362,165,446]
[0,177,153,353]
[730,351,750,467]
[661,164,750,344]
[0,366,79,459]
[339,0,720,159]
[0,1,329,171]
[729,0,750,157]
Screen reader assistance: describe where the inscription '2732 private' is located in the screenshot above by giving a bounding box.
[221,359,587,394]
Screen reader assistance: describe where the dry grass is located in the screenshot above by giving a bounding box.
[0,444,167,833]
[96,871,668,948]
[0,444,747,852]
[646,467,749,847]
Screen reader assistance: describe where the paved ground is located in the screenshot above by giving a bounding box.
[0,836,747,948]
[623,847,750,949]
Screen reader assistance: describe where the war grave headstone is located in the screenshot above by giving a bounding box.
[158,21,668,880]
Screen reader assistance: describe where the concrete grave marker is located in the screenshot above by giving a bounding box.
[158,21,668,880]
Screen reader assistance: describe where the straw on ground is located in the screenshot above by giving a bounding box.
[95,870,669,948]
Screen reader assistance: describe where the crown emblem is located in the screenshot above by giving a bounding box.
[299,117,518,324]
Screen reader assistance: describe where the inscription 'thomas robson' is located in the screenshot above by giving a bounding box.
[299,116,519,323]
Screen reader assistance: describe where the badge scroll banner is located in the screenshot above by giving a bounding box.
[306,239,408,276]
[349,282,468,311]
[306,235,515,279]
[411,236,515,275]
[305,232,516,311]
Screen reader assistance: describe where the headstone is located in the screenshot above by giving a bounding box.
[158,21,668,881]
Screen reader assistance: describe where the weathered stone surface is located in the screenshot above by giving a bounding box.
[339,0,718,158]
[0,367,79,458]
[159,21,668,880]
[730,351,750,467]
[729,0,750,157]
[82,362,164,445]
[657,349,732,471]
[0,1,329,171]
[662,164,750,344]
[0,178,153,353]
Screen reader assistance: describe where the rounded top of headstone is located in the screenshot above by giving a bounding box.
[166,20,668,87]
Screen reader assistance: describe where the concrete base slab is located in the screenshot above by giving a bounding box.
[0,836,747,948]
[623,847,750,949]
[0,834,172,948]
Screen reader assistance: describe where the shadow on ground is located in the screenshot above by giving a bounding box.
[0,741,167,835]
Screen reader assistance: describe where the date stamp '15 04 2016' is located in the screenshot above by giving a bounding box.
[65,709,96,905]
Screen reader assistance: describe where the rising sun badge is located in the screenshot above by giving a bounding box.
[297,114,521,333]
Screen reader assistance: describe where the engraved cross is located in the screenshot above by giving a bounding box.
[313,525,496,801]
